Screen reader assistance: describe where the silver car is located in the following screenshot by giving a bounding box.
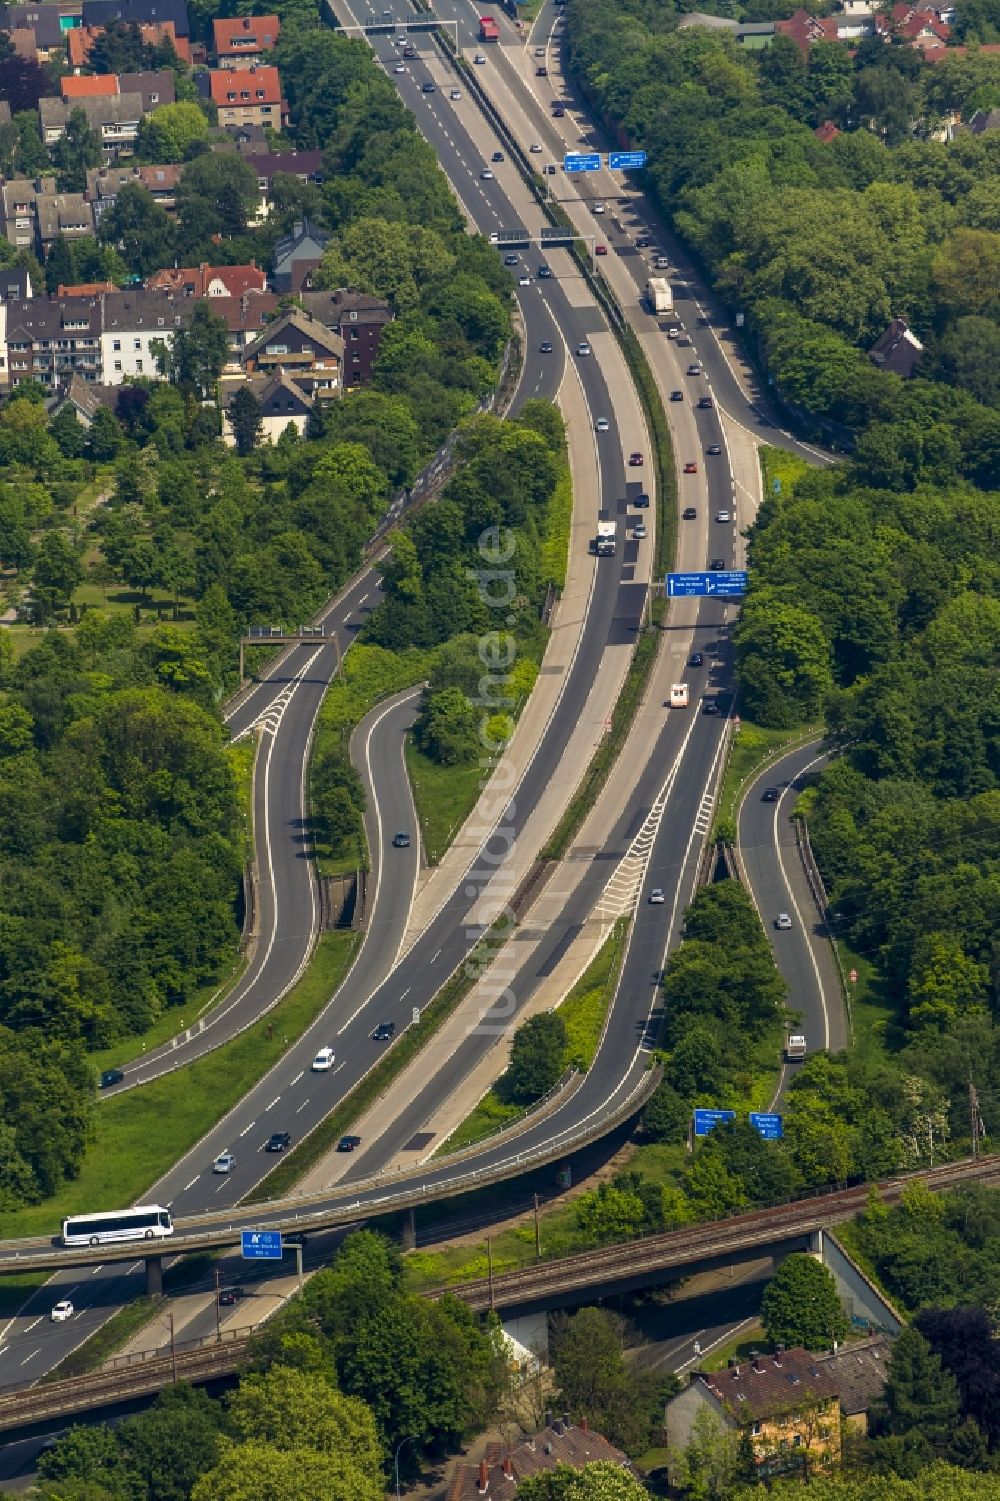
[213,1151,236,1174]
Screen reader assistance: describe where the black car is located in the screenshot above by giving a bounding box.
[372,1022,396,1041]
[540,341,553,353]
[421,81,435,92]
[633,491,649,508]
[538,264,552,278]
[100,1068,124,1089]
[536,63,547,74]
[635,235,651,248]
[670,390,683,401]
[503,253,519,266]
[688,652,704,667]
[492,150,504,162]
[762,787,780,803]
[337,1135,362,1152]
[702,698,720,715]
[265,1131,291,1152]
[218,1286,247,1306]
[709,558,726,570]
[707,444,722,455]
[392,831,411,848]
[552,104,565,116]
[682,507,697,520]
[698,395,714,409]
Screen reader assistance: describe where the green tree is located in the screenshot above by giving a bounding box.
[136,100,210,163]
[51,106,103,193]
[153,302,229,400]
[551,1307,669,1455]
[49,403,86,459]
[414,685,479,765]
[575,1183,649,1244]
[190,1438,381,1501]
[227,1366,381,1481]
[32,532,83,620]
[99,182,177,279]
[117,1384,223,1501]
[44,234,75,297]
[86,406,125,462]
[504,1011,567,1105]
[227,384,263,457]
[932,228,1000,320]
[176,152,259,253]
[668,1404,752,1501]
[517,1464,651,1499]
[875,1327,962,1443]
[642,1081,690,1144]
[760,1254,848,1351]
[933,316,1000,409]
[736,592,833,727]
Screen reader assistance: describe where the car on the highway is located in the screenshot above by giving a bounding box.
[503,253,519,265]
[634,521,647,539]
[212,1151,236,1174]
[762,787,780,802]
[538,263,552,277]
[545,162,557,173]
[50,1300,74,1322]
[219,1287,246,1306]
[702,698,720,715]
[403,43,416,55]
[552,103,565,116]
[529,143,543,154]
[667,326,680,339]
[670,389,683,401]
[698,395,714,409]
[421,81,435,92]
[540,340,553,353]
[492,150,504,162]
[774,912,793,930]
[518,273,530,285]
[687,363,702,376]
[474,51,486,62]
[480,168,494,179]
[576,341,592,356]
[311,1046,335,1072]
[683,461,698,474]
[592,201,606,214]
[682,506,697,520]
[393,62,405,72]
[709,557,726,569]
[648,888,665,904]
[100,1068,124,1089]
[628,452,643,466]
[688,651,704,667]
[450,87,461,98]
[635,235,651,248]
[536,64,547,74]
[265,1131,291,1152]
[372,1021,396,1041]
[337,1135,362,1152]
[595,416,609,432]
[489,231,500,243]
[715,510,731,523]
[595,243,607,255]
[392,831,411,847]
[707,444,722,455]
[535,44,545,54]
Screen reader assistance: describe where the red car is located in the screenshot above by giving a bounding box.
[628,452,643,466]
[683,461,698,474]
[595,243,608,255]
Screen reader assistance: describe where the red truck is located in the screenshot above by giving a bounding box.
[479,14,499,40]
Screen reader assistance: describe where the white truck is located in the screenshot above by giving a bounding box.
[784,1033,807,1062]
[595,520,617,557]
[669,683,690,708]
[646,277,673,314]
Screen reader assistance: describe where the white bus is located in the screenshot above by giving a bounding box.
[62,1205,174,1247]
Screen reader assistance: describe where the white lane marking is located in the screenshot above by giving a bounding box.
[430,948,441,964]
[295,1099,310,1115]
[238,1121,256,1138]
[20,1349,40,1367]
[265,1096,280,1111]
[24,1317,41,1334]
[290,1071,304,1086]
[183,1176,199,1192]
[772,754,831,1050]
[674,1317,757,1375]
[91,1265,103,1275]
[399,987,410,1000]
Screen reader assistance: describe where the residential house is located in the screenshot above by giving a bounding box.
[85,162,183,222]
[40,92,146,157]
[61,72,119,101]
[209,290,280,370]
[298,288,392,386]
[213,13,280,66]
[774,9,852,53]
[220,369,314,443]
[241,306,343,396]
[445,1417,633,1500]
[1,178,96,257]
[57,281,118,296]
[67,20,192,69]
[205,64,287,130]
[271,215,331,294]
[145,262,268,298]
[241,149,324,223]
[82,0,190,40]
[958,106,1000,134]
[0,264,33,388]
[874,2,952,48]
[0,3,66,57]
[47,372,125,426]
[814,120,841,142]
[5,294,103,388]
[100,287,194,382]
[665,1347,842,1480]
[815,1336,891,1436]
[868,317,924,378]
[60,68,175,112]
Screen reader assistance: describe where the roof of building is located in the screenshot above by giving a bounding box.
[86,162,183,201]
[68,20,191,67]
[964,106,1000,133]
[208,291,280,333]
[696,1348,841,1424]
[61,73,120,99]
[48,373,121,423]
[40,91,146,130]
[272,216,331,266]
[57,281,118,296]
[119,68,175,109]
[208,63,283,106]
[242,306,344,363]
[0,265,32,303]
[814,1336,892,1417]
[213,13,280,55]
[298,288,392,328]
[145,262,267,298]
[101,287,195,331]
[82,0,190,38]
[814,120,841,141]
[35,193,95,242]
[868,316,925,376]
[242,149,324,184]
[7,295,103,342]
[774,8,843,51]
[677,11,739,27]
[446,1419,632,1501]
[0,3,64,47]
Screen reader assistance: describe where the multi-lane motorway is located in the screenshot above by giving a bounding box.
[0,0,835,1396]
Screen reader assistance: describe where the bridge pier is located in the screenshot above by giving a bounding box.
[807,1229,824,1258]
[145,1256,163,1297]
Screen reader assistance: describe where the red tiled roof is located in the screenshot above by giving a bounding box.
[57,281,118,296]
[204,292,280,332]
[698,1348,840,1424]
[446,1422,633,1501]
[213,14,280,55]
[814,120,841,142]
[146,263,268,298]
[61,73,119,98]
[208,64,282,106]
[774,9,841,53]
[67,21,191,67]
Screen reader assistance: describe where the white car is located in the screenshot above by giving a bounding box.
[649,888,665,905]
[50,1300,74,1322]
[394,62,404,73]
[529,142,542,153]
[715,510,731,523]
[774,913,793,930]
[576,341,592,357]
[311,1046,336,1072]
[213,1151,235,1174]
[592,201,606,214]
[595,417,610,432]
[534,45,545,55]
[518,274,530,285]
[450,88,461,99]
[634,521,647,539]
[489,231,500,243]
[474,52,486,63]
[481,168,494,179]
[667,326,681,339]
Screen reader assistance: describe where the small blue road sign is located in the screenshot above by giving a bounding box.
[608,150,647,170]
[749,1112,784,1140]
[693,1108,736,1138]
[241,1229,282,1260]
[666,570,748,598]
[564,152,601,173]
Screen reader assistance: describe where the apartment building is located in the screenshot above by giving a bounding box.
[146,262,268,298]
[213,13,280,66]
[85,162,183,222]
[0,178,95,257]
[5,295,103,388]
[100,288,194,382]
[298,288,392,387]
[205,64,287,129]
[39,92,146,156]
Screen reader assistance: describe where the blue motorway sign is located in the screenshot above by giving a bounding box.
[241,1229,282,1261]
[666,570,748,598]
[693,1108,736,1138]
[564,152,601,173]
[749,1112,784,1140]
[609,150,647,171]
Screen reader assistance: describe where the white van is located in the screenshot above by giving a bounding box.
[311,1046,335,1072]
[670,683,690,708]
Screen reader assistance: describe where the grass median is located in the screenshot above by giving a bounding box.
[1,931,359,1241]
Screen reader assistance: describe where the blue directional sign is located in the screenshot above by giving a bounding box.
[693,1108,736,1138]
[666,570,748,599]
[609,150,647,171]
[749,1112,784,1140]
[563,152,601,173]
[241,1229,282,1261]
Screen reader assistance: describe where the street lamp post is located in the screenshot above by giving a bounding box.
[394,1436,417,1499]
